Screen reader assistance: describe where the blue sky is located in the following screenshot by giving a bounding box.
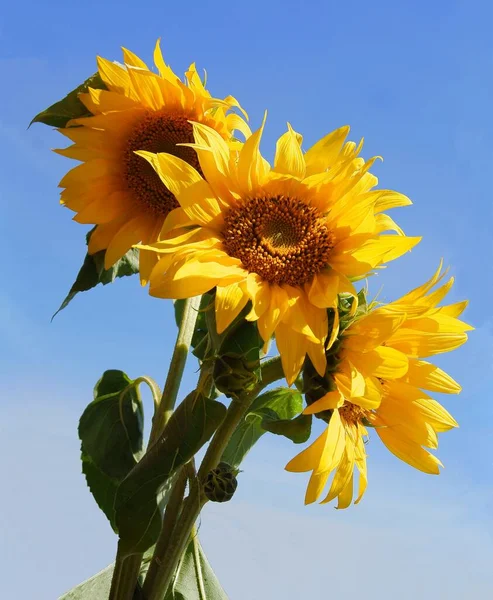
[1,0,492,598]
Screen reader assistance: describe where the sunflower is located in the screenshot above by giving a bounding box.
[55,40,250,283]
[138,120,419,384]
[285,263,472,507]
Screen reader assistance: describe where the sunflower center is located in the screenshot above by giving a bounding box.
[123,111,202,217]
[339,402,369,426]
[222,196,335,286]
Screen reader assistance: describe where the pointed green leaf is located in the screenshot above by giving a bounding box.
[79,370,144,529]
[163,537,228,600]
[30,72,106,128]
[258,409,312,443]
[115,391,226,556]
[222,387,303,468]
[53,229,139,318]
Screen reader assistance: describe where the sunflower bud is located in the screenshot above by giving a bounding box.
[213,320,261,399]
[213,355,259,398]
[203,462,238,503]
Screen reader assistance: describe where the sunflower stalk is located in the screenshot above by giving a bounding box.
[143,355,284,600]
[149,294,203,444]
[108,294,202,600]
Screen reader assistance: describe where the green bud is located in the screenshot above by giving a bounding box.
[203,462,238,503]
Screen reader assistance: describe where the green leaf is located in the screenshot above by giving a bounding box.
[59,564,114,599]
[164,537,228,600]
[58,546,154,599]
[222,387,303,468]
[58,538,226,600]
[53,229,139,318]
[30,72,107,128]
[114,391,226,556]
[79,370,144,529]
[258,409,312,443]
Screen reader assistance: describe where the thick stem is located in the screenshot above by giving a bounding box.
[144,355,284,600]
[109,545,142,600]
[141,467,189,597]
[149,295,202,445]
[109,296,201,599]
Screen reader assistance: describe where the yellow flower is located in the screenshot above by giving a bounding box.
[286,264,472,507]
[139,120,419,384]
[56,40,250,283]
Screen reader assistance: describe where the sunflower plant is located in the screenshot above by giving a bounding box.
[32,41,471,600]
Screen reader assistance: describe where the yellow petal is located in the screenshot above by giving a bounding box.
[306,271,339,309]
[306,340,327,378]
[274,123,305,179]
[305,471,331,505]
[122,47,148,69]
[286,426,331,473]
[377,426,442,474]
[127,68,164,110]
[275,323,308,386]
[188,121,235,201]
[153,39,180,83]
[149,251,246,299]
[303,390,344,415]
[245,275,271,321]
[215,282,249,334]
[373,190,412,213]
[104,215,151,268]
[348,345,409,380]
[386,328,468,357]
[439,300,469,318]
[135,150,202,199]
[335,473,354,509]
[321,438,355,504]
[343,311,406,352]
[350,235,421,268]
[257,284,289,342]
[73,191,132,225]
[315,410,346,474]
[237,113,270,195]
[354,431,368,504]
[403,359,461,394]
[96,56,138,100]
[304,126,350,176]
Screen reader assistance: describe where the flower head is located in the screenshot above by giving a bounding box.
[140,120,419,384]
[56,41,249,283]
[286,263,472,507]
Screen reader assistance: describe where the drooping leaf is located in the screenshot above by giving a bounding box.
[222,387,303,468]
[53,229,139,318]
[79,370,144,529]
[258,409,312,443]
[115,391,226,556]
[30,72,106,128]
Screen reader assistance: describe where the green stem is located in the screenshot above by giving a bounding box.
[108,547,124,600]
[144,355,284,600]
[141,466,189,597]
[109,296,201,599]
[108,544,142,600]
[149,295,202,445]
